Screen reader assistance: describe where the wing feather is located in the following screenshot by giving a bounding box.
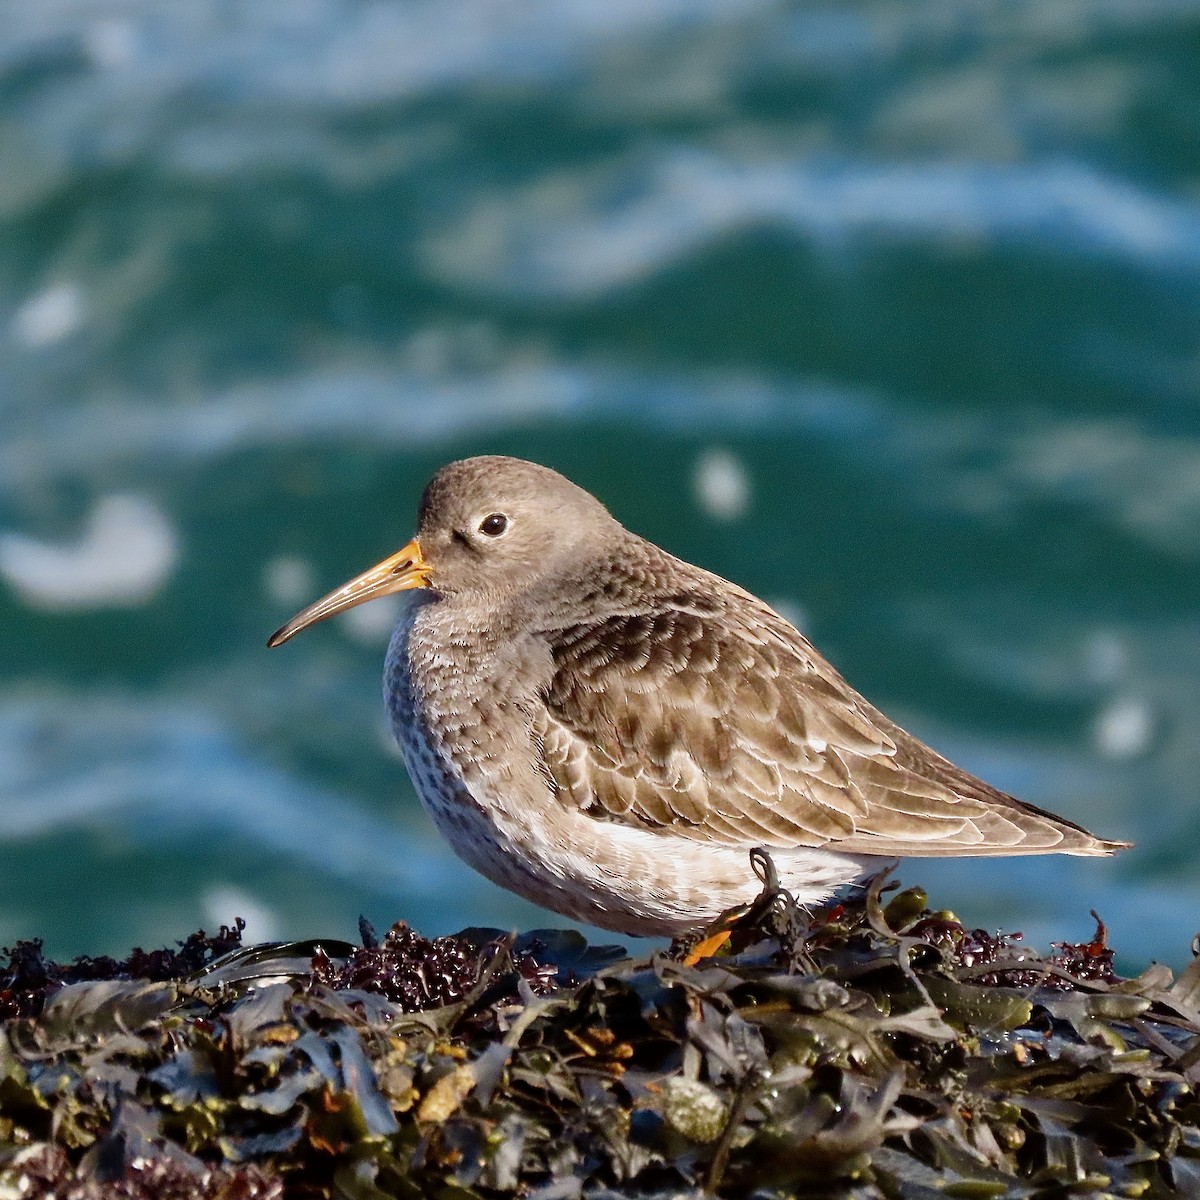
[532,569,1126,858]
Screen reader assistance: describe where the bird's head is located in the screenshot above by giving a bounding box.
[267,455,619,647]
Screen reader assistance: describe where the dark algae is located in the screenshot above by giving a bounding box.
[3,873,1200,1198]
[0,922,248,1022]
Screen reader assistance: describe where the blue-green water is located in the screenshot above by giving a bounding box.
[2,1,1199,966]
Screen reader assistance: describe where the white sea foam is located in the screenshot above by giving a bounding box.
[264,555,316,607]
[0,494,179,610]
[10,281,86,348]
[693,448,751,521]
[341,593,404,644]
[940,417,1200,557]
[427,152,1200,298]
[1094,697,1154,760]
[202,884,280,944]
[765,597,808,634]
[7,357,1200,566]
[85,18,139,70]
[3,0,772,159]
[0,360,880,499]
[2,0,1194,165]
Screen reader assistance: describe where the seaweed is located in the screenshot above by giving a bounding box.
[2,872,1200,1198]
[0,921,246,1021]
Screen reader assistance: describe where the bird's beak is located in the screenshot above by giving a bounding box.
[266,538,430,648]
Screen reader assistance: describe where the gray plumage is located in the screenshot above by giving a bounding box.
[271,454,1129,936]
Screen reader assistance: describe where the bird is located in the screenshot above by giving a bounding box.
[267,455,1129,938]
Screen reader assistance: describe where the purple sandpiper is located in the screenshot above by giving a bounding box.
[268,456,1128,936]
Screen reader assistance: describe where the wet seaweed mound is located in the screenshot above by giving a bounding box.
[2,872,1200,1198]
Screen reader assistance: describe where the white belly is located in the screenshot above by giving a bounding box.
[398,707,865,936]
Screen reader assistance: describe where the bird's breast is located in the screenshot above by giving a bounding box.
[384,598,547,793]
[383,599,581,897]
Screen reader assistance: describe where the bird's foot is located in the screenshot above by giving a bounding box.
[681,926,735,966]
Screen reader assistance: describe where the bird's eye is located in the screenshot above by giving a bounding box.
[479,513,509,537]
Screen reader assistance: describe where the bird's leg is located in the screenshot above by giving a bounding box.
[678,848,793,965]
[678,910,745,965]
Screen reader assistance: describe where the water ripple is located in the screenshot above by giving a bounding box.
[429,152,1200,297]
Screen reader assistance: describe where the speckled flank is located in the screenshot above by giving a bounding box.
[383,597,846,937]
[386,598,859,936]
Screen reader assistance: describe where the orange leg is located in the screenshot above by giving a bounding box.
[682,928,733,966]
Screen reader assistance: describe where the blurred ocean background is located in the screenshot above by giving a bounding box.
[2,0,1199,968]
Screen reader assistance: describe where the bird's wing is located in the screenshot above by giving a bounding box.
[533,588,1124,857]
